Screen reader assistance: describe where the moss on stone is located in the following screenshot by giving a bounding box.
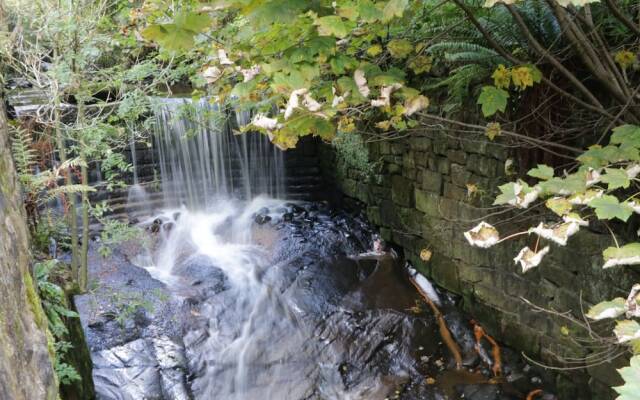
[24,272,47,330]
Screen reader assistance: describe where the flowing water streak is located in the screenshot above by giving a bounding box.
[141,198,307,399]
[150,98,286,209]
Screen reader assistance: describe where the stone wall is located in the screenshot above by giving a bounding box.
[0,99,58,399]
[319,130,639,400]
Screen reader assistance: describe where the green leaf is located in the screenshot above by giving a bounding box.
[538,174,586,196]
[141,11,212,52]
[527,164,554,180]
[602,243,640,268]
[615,320,640,344]
[337,0,359,20]
[330,54,358,74]
[611,125,640,149]
[231,80,258,99]
[493,182,517,205]
[589,195,633,221]
[602,167,631,190]
[357,0,383,22]
[578,144,640,168]
[173,12,212,32]
[546,197,572,216]
[586,298,626,320]
[615,355,640,400]
[315,16,354,38]
[382,0,408,22]
[387,39,413,59]
[477,86,508,117]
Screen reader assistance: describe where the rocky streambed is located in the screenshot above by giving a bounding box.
[75,199,556,400]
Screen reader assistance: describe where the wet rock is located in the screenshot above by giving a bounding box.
[92,337,189,400]
[151,218,162,233]
[254,214,271,225]
[173,255,228,294]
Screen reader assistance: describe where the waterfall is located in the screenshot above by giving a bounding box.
[151,97,286,208]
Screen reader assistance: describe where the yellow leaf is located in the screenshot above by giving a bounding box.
[376,120,392,131]
[485,122,501,141]
[420,249,432,262]
[615,50,636,70]
[511,66,534,90]
[366,44,383,57]
[491,64,511,89]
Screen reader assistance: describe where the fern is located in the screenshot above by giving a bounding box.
[427,64,490,111]
[428,41,508,66]
[10,127,37,180]
[45,184,96,203]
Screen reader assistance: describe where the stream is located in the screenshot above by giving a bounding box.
[74,98,554,400]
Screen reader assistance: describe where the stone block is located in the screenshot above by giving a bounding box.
[436,157,450,175]
[386,163,401,174]
[468,154,499,177]
[366,206,381,226]
[447,150,467,165]
[391,175,414,207]
[391,143,405,155]
[414,189,440,216]
[414,151,427,168]
[450,163,472,186]
[421,170,442,193]
[443,183,467,201]
[430,252,460,293]
[403,152,416,170]
[379,141,391,155]
[433,140,448,155]
[409,137,431,152]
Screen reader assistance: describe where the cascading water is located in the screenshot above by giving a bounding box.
[89,97,553,400]
[151,98,285,209]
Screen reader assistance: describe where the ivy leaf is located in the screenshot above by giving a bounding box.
[615,320,640,344]
[589,195,633,222]
[615,355,640,400]
[611,125,640,149]
[387,39,413,59]
[382,0,409,22]
[477,86,508,117]
[315,16,354,38]
[602,243,640,268]
[602,167,631,190]
[527,164,554,180]
[586,298,626,320]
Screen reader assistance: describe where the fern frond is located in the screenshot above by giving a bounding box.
[44,184,96,203]
[56,157,88,174]
[10,127,37,177]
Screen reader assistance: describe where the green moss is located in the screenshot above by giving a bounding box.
[24,272,47,330]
